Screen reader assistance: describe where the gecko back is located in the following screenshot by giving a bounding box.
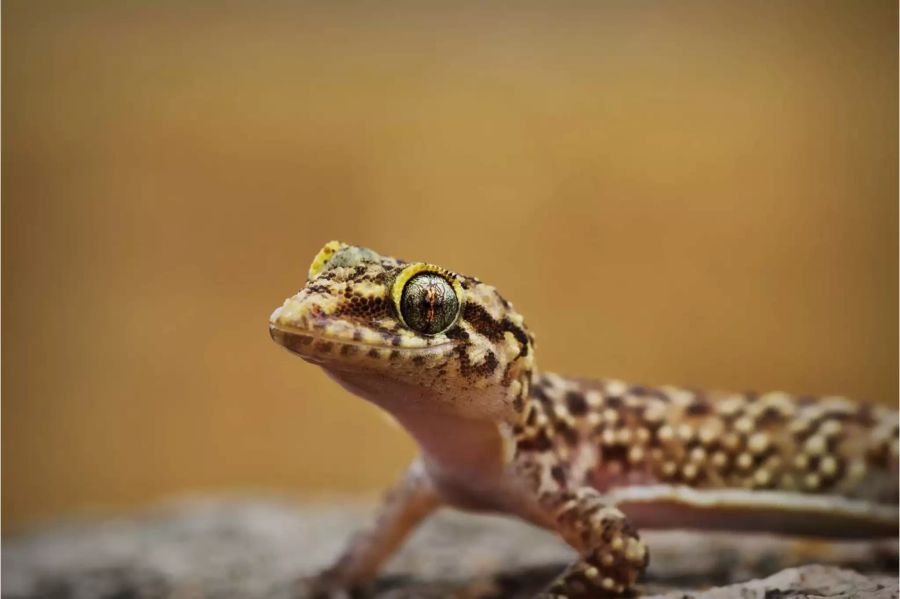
[522,373,898,537]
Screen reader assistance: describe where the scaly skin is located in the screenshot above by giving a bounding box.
[269,241,898,598]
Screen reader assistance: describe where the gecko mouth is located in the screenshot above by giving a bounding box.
[268,322,454,365]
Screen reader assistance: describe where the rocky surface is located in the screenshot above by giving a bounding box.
[3,497,897,598]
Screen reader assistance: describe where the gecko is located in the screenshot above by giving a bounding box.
[269,241,898,598]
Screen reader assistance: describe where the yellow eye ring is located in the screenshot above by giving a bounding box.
[392,263,465,335]
[308,240,347,281]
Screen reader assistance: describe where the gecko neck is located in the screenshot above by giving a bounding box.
[322,367,508,480]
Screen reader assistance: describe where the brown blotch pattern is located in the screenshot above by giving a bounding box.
[515,376,898,504]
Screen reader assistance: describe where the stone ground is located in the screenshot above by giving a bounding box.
[3,497,897,598]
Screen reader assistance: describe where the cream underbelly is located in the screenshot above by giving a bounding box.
[602,484,897,539]
[427,456,897,539]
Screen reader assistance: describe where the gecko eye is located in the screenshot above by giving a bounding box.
[399,272,460,335]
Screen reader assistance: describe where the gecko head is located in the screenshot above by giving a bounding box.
[269,241,535,422]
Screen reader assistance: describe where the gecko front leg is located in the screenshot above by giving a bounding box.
[308,459,441,597]
[516,453,649,598]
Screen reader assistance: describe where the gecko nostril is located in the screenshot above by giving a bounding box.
[269,306,284,324]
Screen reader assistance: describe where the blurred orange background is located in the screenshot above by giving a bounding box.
[3,1,897,533]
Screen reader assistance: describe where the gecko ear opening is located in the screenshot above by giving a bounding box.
[391,263,464,335]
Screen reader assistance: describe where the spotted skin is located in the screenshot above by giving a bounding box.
[270,242,898,598]
[524,375,898,506]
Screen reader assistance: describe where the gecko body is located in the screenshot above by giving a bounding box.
[269,241,898,598]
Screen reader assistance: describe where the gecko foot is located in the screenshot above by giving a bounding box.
[300,569,364,599]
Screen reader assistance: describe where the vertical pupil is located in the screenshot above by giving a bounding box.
[422,284,440,321]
